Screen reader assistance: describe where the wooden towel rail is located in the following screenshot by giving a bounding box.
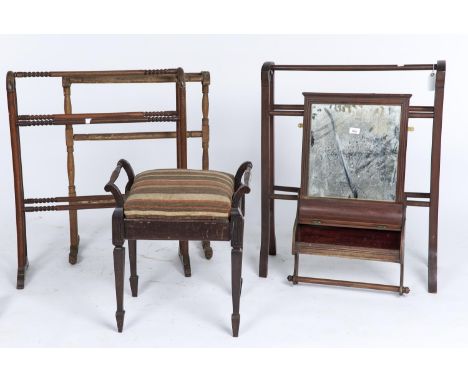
[259,61,446,293]
[7,68,211,289]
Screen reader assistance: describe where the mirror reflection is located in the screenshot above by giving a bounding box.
[308,103,401,201]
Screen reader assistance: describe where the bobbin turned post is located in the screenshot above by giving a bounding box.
[128,240,138,297]
[62,77,80,265]
[174,68,192,277]
[200,72,214,261]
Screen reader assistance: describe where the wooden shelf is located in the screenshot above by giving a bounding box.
[294,224,401,263]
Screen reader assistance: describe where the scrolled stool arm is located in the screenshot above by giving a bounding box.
[232,161,252,209]
[104,159,135,208]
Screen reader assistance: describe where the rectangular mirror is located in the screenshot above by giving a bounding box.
[301,94,411,203]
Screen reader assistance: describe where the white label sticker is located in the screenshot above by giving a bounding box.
[85,118,91,124]
[349,127,360,135]
[428,72,436,91]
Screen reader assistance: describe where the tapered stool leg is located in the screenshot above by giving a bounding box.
[129,240,138,297]
[113,245,126,332]
[231,246,243,337]
[178,241,191,277]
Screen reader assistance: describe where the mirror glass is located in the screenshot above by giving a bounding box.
[308,103,401,201]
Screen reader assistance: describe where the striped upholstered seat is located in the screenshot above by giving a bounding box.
[124,169,235,220]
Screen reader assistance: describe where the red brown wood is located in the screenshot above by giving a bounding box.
[124,220,231,241]
[272,64,436,71]
[296,224,401,250]
[407,201,430,207]
[405,192,431,199]
[274,185,300,193]
[428,60,446,293]
[270,104,434,119]
[259,62,275,277]
[286,276,410,294]
[298,198,404,230]
[260,61,446,294]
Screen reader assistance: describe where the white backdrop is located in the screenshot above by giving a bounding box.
[0,35,467,346]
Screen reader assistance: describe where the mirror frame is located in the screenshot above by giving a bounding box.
[300,93,411,204]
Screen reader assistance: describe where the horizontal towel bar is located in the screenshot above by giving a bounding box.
[74,131,203,141]
[17,111,178,126]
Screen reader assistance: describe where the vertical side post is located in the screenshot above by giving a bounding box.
[175,68,190,275]
[175,67,187,169]
[201,71,213,259]
[7,71,28,289]
[62,77,80,264]
[201,71,210,170]
[176,75,181,167]
[399,213,406,295]
[259,62,275,277]
[428,60,446,293]
[268,66,277,256]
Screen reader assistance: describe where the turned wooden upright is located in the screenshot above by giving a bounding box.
[259,62,446,293]
[7,68,211,289]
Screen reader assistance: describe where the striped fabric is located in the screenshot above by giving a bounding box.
[124,169,234,220]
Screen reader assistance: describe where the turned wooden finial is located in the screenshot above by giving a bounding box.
[176,67,186,88]
[6,71,16,92]
[201,71,210,86]
[436,60,446,72]
[261,61,275,82]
